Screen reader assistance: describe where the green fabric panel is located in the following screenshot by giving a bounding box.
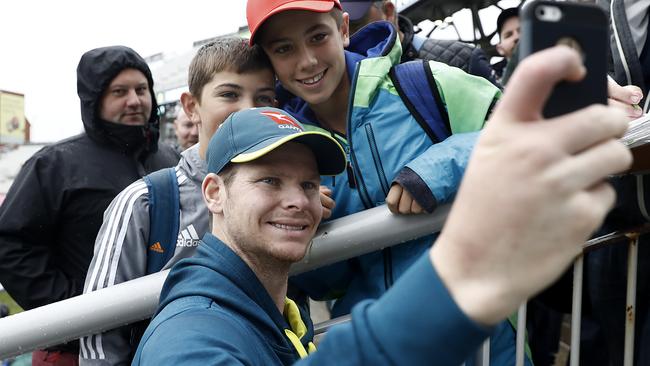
[429,61,502,133]
[350,34,403,108]
[386,34,403,65]
[353,57,395,108]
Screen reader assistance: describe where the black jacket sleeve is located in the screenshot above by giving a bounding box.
[0,154,79,310]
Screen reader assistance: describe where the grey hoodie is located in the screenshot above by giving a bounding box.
[80,144,208,366]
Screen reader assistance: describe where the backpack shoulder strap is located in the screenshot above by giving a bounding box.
[389,60,452,143]
[143,167,180,274]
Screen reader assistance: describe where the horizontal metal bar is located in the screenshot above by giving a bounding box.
[2,204,649,360]
[0,271,163,359]
[582,223,650,253]
[0,204,449,359]
[314,315,352,335]
[291,203,451,275]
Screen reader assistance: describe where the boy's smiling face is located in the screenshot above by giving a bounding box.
[259,10,350,107]
[186,69,276,159]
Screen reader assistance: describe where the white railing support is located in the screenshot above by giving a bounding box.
[516,303,527,366]
[0,203,450,359]
[624,235,638,366]
[476,338,490,366]
[570,255,584,366]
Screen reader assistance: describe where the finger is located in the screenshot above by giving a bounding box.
[548,139,631,192]
[320,192,335,210]
[320,195,336,209]
[495,46,585,122]
[411,199,424,214]
[322,206,332,220]
[386,184,402,214]
[545,105,629,155]
[607,98,643,119]
[319,185,332,197]
[607,76,643,105]
[398,190,413,214]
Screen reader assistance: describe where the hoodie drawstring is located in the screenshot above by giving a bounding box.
[283,298,317,358]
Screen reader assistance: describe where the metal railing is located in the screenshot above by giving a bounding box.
[0,204,647,365]
[0,203,450,359]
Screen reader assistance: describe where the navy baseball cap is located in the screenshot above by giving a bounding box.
[206,107,346,176]
[496,7,519,36]
[340,0,376,21]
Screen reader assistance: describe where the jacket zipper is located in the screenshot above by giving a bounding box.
[347,60,394,289]
[346,65,373,210]
[364,124,389,196]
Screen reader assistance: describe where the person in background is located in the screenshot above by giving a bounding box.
[79,37,279,366]
[585,1,650,365]
[172,107,199,152]
[0,45,179,366]
[493,7,519,83]
[342,0,500,86]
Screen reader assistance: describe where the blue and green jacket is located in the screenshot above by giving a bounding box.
[280,21,530,366]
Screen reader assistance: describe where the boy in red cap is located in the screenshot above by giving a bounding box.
[245,1,530,365]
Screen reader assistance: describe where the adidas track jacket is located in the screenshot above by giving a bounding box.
[80,144,209,366]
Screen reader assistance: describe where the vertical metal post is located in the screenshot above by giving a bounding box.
[570,255,584,366]
[516,303,527,366]
[624,235,638,366]
[474,338,490,366]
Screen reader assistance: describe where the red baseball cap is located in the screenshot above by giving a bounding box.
[247,0,343,45]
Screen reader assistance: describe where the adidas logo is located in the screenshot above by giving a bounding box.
[177,224,200,247]
[149,242,164,253]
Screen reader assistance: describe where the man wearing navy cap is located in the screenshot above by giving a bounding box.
[132,48,633,364]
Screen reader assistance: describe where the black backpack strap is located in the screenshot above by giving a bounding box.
[390,60,452,143]
[143,167,180,274]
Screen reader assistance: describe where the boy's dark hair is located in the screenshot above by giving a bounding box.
[496,7,519,37]
[188,36,272,103]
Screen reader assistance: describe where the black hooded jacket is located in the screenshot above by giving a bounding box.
[0,46,179,320]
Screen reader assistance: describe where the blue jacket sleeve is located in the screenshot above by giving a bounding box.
[297,253,492,366]
[395,131,479,211]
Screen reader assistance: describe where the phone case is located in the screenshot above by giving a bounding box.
[519,0,608,118]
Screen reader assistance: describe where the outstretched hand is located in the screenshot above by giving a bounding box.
[431,46,632,326]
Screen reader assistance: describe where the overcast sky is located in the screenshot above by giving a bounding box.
[0,0,516,143]
[0,0,249,143]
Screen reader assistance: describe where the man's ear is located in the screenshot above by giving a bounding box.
[383,1,397,24]
[202,173,226,215]
[341,12,351,47]
[180,92,201,124]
